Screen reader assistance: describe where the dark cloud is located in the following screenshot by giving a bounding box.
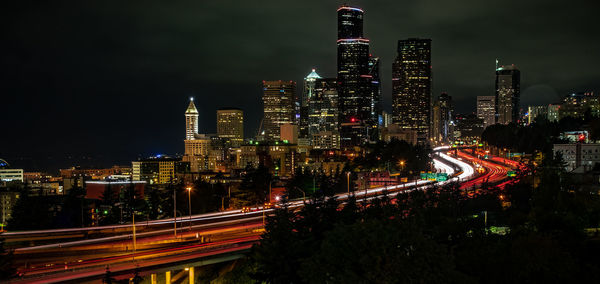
[1,0,599,170]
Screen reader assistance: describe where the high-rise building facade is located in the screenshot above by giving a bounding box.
[431,101,442,144]
[185,98,199,140]
[477,96,496,128]
[392,38,432,145]
[337,5,376,146]
[438,92,453,143]
[495,64,520,124]
[527,105,548,125]
[308,78,339,136]
[368,56,382,130]
[217,108,244,147]
[300,69,322,138]
[262,80,296,141]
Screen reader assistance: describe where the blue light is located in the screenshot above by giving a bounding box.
[280,90,285,93]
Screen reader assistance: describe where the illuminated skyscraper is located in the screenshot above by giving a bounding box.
[495,64,520,124]
[185,97,199,140]
[217,108,244,147]
[300,69,322,138]
[308,78,339,135]
[336,5,375,146]
[262,80,296,141]
[477,96,496,128]
[368,56,382,129]
[392,38,432,145]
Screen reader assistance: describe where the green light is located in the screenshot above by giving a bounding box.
[283,140,288,143]
[103,210,108,215]
[275,141,279,145]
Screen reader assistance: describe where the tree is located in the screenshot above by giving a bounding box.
[7,187,52,230]
[301,219,468,284]
[0,237,14,280]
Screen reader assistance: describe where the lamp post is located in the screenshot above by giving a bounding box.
[132,211,136,262]
[346,172,351,195]
[294,186,306,201]
[186,186,192,231]
[173,186,177,238]
[269,180,272,204]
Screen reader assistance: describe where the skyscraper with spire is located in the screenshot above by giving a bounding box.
[183,97,212,173]
[185,97,199,140]
[299,69,322,138]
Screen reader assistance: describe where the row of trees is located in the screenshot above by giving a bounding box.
[219,155,600,283]
[482,115,600,154]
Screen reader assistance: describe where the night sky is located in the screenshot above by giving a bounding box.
[2,0,599,171]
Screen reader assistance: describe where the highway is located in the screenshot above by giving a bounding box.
[3,147,523,283]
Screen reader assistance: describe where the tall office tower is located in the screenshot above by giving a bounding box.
[185,97,199,140]
[381,110,393,128]
[300,69,322,138]
[337,5,372,146]
[217,108,244,147]
[308,78,339,135]
[262,80,296,141]
[368,56,382,130]
[438,92,453,143]
[392,38,432,145]
[495,63,520,124]
[477,96,496,128]
[431,101,442,144]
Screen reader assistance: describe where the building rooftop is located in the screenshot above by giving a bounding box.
[185,97,198,114]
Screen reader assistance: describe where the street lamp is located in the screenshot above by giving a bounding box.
[173,186,177,238]
[346,172,351,195]
[186,186,192,231]
[132,211,136,262]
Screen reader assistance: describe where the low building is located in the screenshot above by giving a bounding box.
[60,165,131,180]
[1,190,20,229]
[553,143,600,172]
[380,124,418,145]
[0,169,23,182]
[312,131,340,150]
[132,156,190,184]
[85,180,146,200]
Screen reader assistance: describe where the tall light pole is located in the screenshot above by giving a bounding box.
[269,180,272,204]
[186,186,192,231]
[173,186,177,238]
[132,211,136,262]
[346,172,351,195]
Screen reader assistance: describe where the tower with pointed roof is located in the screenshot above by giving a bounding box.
[300,69,322,138]
[185,97,199,140]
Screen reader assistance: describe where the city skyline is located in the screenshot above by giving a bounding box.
[2,0,599,169]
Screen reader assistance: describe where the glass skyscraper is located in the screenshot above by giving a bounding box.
[495,64,520,124]
[337,6,378,146]
[392,38,432,145]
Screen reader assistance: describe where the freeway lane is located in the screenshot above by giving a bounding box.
[6,148,478,282]
[12,237,259,284]
[456,149,517,190]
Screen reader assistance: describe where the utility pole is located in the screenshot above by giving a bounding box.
[132,212,136,262]
[173,187,177,238]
